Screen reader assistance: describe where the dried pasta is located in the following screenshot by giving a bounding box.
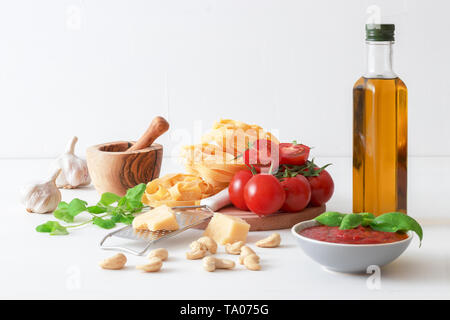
[182,119,278,189]
[143,119,278,207]
[142,173,215,207]
[201,119,278,157]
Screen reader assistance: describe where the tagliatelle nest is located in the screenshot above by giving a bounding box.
[143,119,279,207]
[181,119,278,189]
[142,173,216,207]
[181,143,247,191]
[200,119,279,157]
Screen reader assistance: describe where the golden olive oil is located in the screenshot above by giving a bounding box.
[353,77,407,216]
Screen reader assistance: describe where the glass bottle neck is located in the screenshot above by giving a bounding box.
[364,41,396,79]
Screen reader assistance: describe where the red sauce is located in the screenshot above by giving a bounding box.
[299,225,408,244]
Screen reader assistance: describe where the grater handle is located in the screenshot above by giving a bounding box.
[200,188,230,212]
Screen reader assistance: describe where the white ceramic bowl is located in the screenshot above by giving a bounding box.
[291,219,413,273]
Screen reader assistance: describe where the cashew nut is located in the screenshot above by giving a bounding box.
[255,233,281,248]
[225,241,244,255]
[136,257,163,272]
[203,256,235,272]
[244,253,261,271]
[99,253,127,270]
[197,236,218,254]
[239,245,257,264]
[186,240,208,260]
[147,248,168,261]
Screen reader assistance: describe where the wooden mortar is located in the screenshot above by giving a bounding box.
[86,116,169,196]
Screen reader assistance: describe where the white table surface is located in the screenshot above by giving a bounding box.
[1,156,449,299]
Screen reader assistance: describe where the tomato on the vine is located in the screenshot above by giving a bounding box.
[277,160,334,207]
[228,170,253,211]
[243,139,279,173]
[279,143,310,166]
[306,169,334,206]
[280,175,311,212]
[244,174,285,215]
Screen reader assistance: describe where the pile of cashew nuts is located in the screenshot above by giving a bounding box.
[99,233,281,273]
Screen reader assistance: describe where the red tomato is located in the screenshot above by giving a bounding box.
[307,169,334,206]
[280,175,311,212]
[243,139,279,173]
[279,143,310,166]
[228,170,253,210]
[244,174,286,215]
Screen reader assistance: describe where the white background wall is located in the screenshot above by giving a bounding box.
[1,0,449,159]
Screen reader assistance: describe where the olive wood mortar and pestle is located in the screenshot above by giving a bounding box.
[86,116,169,196]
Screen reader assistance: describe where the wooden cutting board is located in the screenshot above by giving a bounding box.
[193,204,326,231]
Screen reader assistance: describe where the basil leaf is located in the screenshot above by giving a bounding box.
[87,206,108,214]
[68,198,88,214]
[360,212,376,220]
[56,201,69,210]
[358,212,375,226]
[53,210,73,223]
[92,217,116,229]
[98,192,121,206]
[50,225,70,236]
[120,215,134,225]
[36,221,58,233]
[118,184,146,212]
[53,198,87,222]
[315,211,346,227]
[36,221,68,235]
[340,214,363,230]
[124,184,146,206]
[53,202,72,222]
[370,212,423,242]
[110,210,135,225]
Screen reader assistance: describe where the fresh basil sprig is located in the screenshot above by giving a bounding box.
[315,211,345,227]
[314,211,423,245]
[36,183,147,236]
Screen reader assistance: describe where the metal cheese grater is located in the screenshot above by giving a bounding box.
[99,188,230,255]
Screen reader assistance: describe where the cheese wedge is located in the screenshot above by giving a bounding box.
[132,205,179,231]
[203,212,250,245]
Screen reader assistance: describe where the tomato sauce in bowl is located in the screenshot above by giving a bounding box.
[299,225,408,245]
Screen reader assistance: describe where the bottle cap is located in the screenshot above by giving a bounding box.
[365,24,395,41]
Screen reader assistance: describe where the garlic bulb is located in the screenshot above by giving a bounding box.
[50,136,91,189]
[20,169,62,213]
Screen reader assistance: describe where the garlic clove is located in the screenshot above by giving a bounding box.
[51,136,91,189]
[20,169,62,214]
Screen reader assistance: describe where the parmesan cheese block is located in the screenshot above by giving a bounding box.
[132,205,179,231]
[203,212,250,245]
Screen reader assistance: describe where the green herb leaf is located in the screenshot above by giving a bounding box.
[340,214,363,230]
[53,198,87,222]
[315,211,346,227]
[370,212,423,242]
[111,212,134,225]
[98,192,121,206]
[86,206,108,214]
[359,212,376,220]
[92,217,116,229]
[123,183,146,210]
[36,221,69,235]
[359,212,376,226]
[36,184,146,236]
[68,198,88,214]
[125,183,146,202]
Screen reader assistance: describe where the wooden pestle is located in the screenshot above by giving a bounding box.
[127,116,169,152]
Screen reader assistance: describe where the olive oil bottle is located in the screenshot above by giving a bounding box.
[353,24,407,216]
